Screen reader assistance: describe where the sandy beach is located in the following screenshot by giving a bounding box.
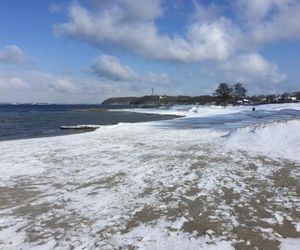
[0,104,300,249]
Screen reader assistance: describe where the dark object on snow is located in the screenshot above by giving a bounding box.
[252,107,256,111]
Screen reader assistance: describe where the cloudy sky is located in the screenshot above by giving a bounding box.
[0,0,300,103]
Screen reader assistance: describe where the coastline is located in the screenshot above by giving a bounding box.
[0,105,180,142]
[0,103,299,249]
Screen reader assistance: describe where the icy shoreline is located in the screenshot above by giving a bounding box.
[0,103,299,249]
[113,102,300,117]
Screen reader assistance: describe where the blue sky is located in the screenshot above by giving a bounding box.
[0,0,299,103]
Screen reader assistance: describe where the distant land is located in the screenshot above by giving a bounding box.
[102,93,300,106]
[102,95,214,106]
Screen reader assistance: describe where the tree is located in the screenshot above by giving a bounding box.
[214,83,233,104]
[267,94,276,102]
[281,92,290,100]
[232,83,247,99]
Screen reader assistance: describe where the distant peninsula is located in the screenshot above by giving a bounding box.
[102,95,214,106]
[102,83,300,106]
[102,94,300,106]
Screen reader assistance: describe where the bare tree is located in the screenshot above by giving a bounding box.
[214,83,233,105]
[232,83,247,100]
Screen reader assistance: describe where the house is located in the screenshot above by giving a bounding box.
[274,96,281,102]
[260,97,267,102]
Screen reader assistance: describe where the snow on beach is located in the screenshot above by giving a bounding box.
[225,119,300,162]
[115,102,300,117]
[127,103,300,162]
[0,103,300,249]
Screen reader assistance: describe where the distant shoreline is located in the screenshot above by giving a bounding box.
[102,94,300,107]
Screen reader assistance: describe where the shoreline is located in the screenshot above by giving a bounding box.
[0,111,180,142]
[0,110,299,249]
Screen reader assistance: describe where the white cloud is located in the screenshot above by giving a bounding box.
[237,0,298,20]
[140,72,170,85]
[92,55,136,81]
[218,53,287,84]
[52,1,294,94]
[192,1,222,23]
[0,68,161,103]
[0,45,24,64]
[234,0,300,44]
[91,54,170,85]
[19,0,300,99]
[236,0,280,20]
[53,2,238,62]
[122,0,162,21]
[0,76,30,90]
[48,78,77,93]
[186,18,241,62]
[251,1,300,43]
[0,70,96,94]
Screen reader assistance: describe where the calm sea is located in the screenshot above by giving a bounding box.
[0,104,175,141]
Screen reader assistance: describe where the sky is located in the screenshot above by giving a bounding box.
[0,0,300,104]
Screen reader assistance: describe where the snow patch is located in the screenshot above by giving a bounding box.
[280,238,300,250]
[225,120,300,162]
[117,103,300,118]
[112,219,233,250]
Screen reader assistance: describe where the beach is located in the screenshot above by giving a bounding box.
[0,103,300,249]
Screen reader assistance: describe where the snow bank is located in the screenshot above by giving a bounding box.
[225,119,300,162]
[115,102,300,118]
[114,105,243,117]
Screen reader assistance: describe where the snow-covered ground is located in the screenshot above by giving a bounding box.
[225,119,300,162]
[127,103,300,162]
[0,103,299,249]
[115,102,300,117]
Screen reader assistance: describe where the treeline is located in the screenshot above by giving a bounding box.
[213,82,300,105]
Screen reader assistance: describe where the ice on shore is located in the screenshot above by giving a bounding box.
[118,102,300,117]
[0,103,300,249]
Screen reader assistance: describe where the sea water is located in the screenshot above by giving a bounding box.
[0,104,177,141]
